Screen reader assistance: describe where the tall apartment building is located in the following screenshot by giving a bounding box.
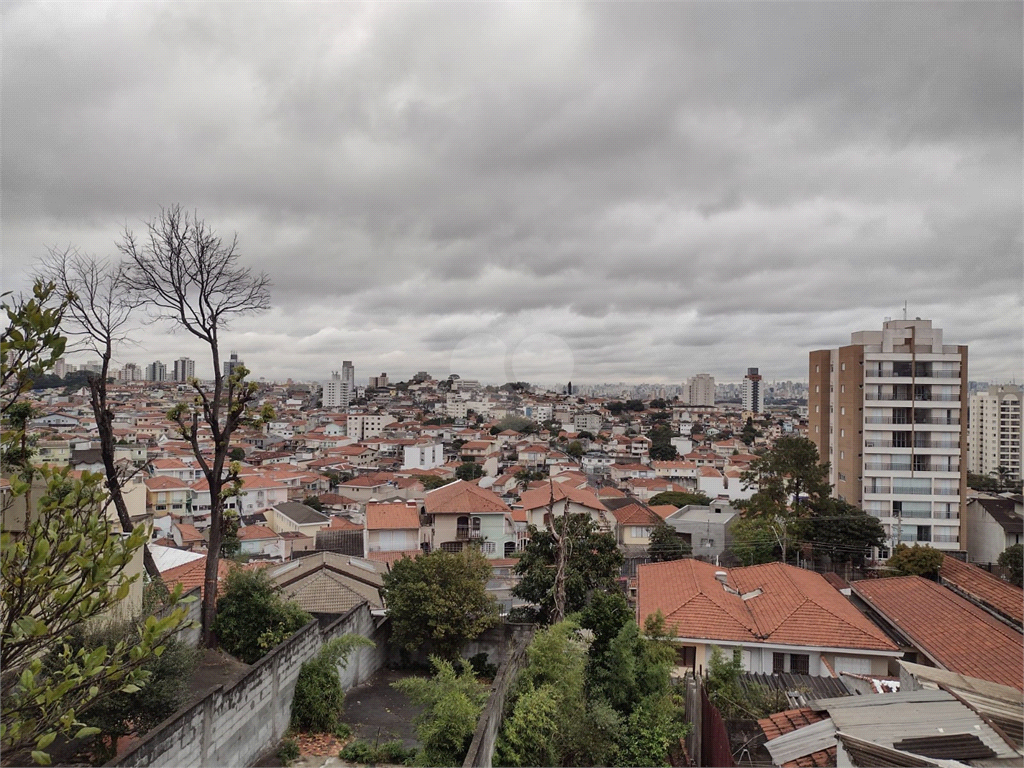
[322,371,353,410]
[741,368,764,414]
[685,374,716,406]
[223,352,244,377]
[968,384,1022,484]
[54,358,67,379]
[146,360,167,382]
[341,360,355,392]
[118,362,142,382]
[173,357,195,382]
[808,319,967,555]
[368,372,389,389]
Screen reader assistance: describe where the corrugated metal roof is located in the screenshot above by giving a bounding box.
[765,718,837,765]
[741,671,851,707]
[893,734,995,761]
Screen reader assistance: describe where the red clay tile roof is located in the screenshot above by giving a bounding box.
[649,504,679,520]
[366,549,422,565]
[327,516,361,530]
[638,559,897,652]
[237,524,279,541]
[850,575,1023,690]
[598,486,627,498]
[758,708,835,768]
[161,556,233,600]
[424,480,510,515]
[173,523,205,542]
[366,503,421,530]
[145,476,192,490]
[939,555,1023,627]
[612,503,662,526]
[518,482,605,512]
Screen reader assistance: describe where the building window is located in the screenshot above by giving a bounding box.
[840,407,846,415]
[815,385,820,393]
[841,363,846,371]
[790,654,810,675]
[700,538,715,548]
[773,653,785,674]
[440,542,463,553]
[481,541,496,554]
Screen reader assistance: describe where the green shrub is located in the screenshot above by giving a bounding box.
[467,652,498,679]
[339,739,417,765]
[333,722,352,741]
[212,567,312,664]
[277,737,300,766]
[291,635,374,732]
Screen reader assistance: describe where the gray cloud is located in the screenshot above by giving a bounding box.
[2,0,1020,385]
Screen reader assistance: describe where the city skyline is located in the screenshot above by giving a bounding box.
[3,2,1021,385]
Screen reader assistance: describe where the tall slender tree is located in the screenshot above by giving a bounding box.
[37,248,160,578]
[120,206,271,646]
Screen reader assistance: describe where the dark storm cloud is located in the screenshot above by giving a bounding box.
[2,0,1020,384]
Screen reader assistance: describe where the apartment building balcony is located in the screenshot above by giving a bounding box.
[456,526,483,540]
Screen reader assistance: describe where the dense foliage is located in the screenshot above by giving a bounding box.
[381,549,498,660]
[647,491,712,508]
[739,436,831,517]
[648,424,678,461]
[705,647,788,721]
[884,543,945,579]
[212,567,312,664]
[648,523,691,562]
[998,544,1023,587]
[291,635,374,733]
[455,461,484,481]
[511,514,623,624]
[392,657,489,767]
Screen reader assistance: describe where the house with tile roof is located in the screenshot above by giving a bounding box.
[938,554,1023,629]
[269,552,386,617]
[365,501,425,556]
[237,524,285,558]
[422,479,517,559]
[517,481,615,533]
[265,501,331,538]
[237,475,290,516]
[849,575,1023,690]
[637,559,900,678]
[144,476,193,522]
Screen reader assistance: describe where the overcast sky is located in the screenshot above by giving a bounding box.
[4,1,1021,386]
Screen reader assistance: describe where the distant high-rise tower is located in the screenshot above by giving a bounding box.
[809,318,968,556]
[342,360,355,391]
[968,384,1021,484]
[741,368,764,414]
[224,352,243,378]
[322,371,353,410]
[173,357,195,382]
[567,381,573,396]
[685,374,715,406]
[118,362,142,382]
[54,358,67,379]
[146,360,167,382]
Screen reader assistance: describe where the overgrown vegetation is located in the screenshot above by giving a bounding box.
[884,543,945,579]
[381,549,498,661]
[339,739,417,765]
[705,647,789,721]
[290,635,374,733]
[392,657,489,767]
[998,544,1023,587]
[211,567,311,664]
[277,736,300,766]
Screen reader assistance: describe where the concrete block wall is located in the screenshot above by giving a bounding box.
[110,603,386,768]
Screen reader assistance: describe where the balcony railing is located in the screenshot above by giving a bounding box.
[864,486,892,495]
[915,417,960,425]
[456,527,483,540]
[864,462,913,471]
[933,534,960,543]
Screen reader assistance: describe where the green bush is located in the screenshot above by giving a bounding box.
[467,652,498,679]
[334,722,352,741]
[291,635,374,732]
[277,737,300,766]
[338,739,416,764]
[212,567,312,664]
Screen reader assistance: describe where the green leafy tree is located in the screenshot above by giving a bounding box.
[121,205,272,646]
[291,635,375,732]
[65,626,201,763]
[648,523,691,562]
[884,544,945,579]
[455,461,484,481]
[740,436,831,517]
[302,495,324,512]
[565,440,584,459]
[511,514,623,624]
[229,447,246,461]
[806,499,886,566]
[728,515,786,565]
[579,589,632,660]
[392,657,488,767]
[381,549,498,660]
[2,285,192,766]
[421,475,453,491]
[647,491,712,508]
[967,472,1000,492]
[648,424,678,461]
[998,544,1023,587]
[211,567,311,664]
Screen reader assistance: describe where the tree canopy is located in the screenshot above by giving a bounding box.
[884,544,945,579]
[511,514,623,624]
[739,436,831,517]
[647,523,691,562]
[455,461,485,481]
[648,424,678,461]
[647,491,712,508]
[806,499,886,566]
[381,550,498,660]
[998,544,1023,587]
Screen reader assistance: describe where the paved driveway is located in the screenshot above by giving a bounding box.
[342,668,426,750]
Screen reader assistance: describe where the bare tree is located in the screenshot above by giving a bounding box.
[119,205,271,646]
[36,248,162,578]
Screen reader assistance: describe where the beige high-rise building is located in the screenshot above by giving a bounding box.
[685,374,715,406]
[968,384,1022,484]
[808,319,968,556]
